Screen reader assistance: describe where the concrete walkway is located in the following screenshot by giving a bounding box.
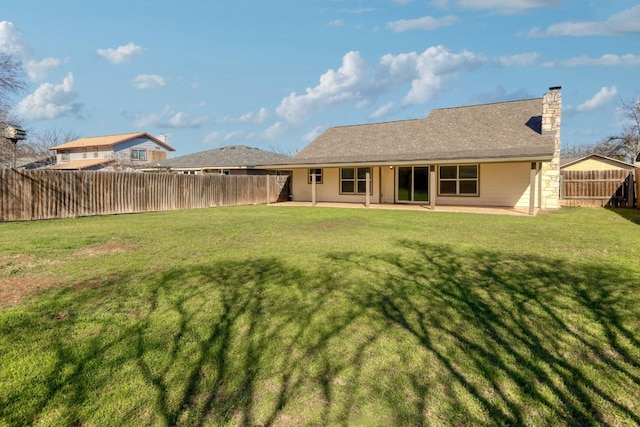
[269,201,538,216]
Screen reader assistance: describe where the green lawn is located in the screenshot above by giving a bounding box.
[1,206,640,426]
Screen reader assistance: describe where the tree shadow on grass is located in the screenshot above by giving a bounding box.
[1,243,640,426]
[608,207,640,225]
[329,240,640,425]
[0,258,377,426]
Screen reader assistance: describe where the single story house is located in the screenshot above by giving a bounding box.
[149,145,291,175]
[49,132,175,170]
[561,153,637,172]
[262,87,562,214]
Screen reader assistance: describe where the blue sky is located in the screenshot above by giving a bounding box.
[2,0,640,156]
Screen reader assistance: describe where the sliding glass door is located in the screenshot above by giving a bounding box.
[397,166,429,202]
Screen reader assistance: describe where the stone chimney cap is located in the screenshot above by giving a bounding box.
[549,86,562,91]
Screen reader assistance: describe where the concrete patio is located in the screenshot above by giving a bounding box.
[269,201,538,216]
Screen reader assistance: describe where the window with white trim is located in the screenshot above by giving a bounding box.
[308,168,323,184]
[61,151,70,162]
[439,164,478,195]
[131,149,147,161]
[340,167,372,194]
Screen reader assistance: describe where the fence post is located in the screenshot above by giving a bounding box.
[634,168,639,209]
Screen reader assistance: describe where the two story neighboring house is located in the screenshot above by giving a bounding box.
[49,132,176,170]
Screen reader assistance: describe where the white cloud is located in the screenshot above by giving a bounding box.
[495,52,539,67]
[132,74,167,89]
[576,86,617,112]
[457,0,558,14]
[26,57,62,81]
[528,5,640,37]
[328,19,344,27]
[338,7,377,14]
[0,21,30,57]
[203,130,247,145]
[97,42,145,64]
[0,21,61,81]
[386,15,458,32]
[381,45,485,105]
[276,46,484,124]
[303,126,325,142]
[132,106,207,128]
[276,50,370,123]
[544,54,640,67]
[262,121,287,140]
[16,72,80,120]
[216,107,269,124]
[370,102,394,119]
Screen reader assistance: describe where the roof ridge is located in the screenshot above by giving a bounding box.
[433,97,542,112]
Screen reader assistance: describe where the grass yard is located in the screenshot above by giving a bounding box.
[1,206,640,426]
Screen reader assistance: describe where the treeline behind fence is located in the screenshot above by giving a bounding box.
[0,169,288,222]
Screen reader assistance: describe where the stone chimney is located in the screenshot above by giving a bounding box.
[542,86,562,134]
[540,86,562,210]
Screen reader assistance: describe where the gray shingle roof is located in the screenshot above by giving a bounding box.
[156,145,291,169]
[271,98,555,166]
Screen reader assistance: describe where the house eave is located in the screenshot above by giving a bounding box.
[260,154,554,169]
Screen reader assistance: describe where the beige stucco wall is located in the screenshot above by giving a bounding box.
[435,162,533,208]
[291,162,541,208]
[290,167,381,203]
[562,158,633,171]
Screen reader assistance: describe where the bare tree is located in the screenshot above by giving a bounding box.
[29,127,79,155]
[1,52,27,167]
[603,95,640,163]
[0,52,27,111]
[562,138,628,161]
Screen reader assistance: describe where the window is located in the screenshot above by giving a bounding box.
[93,148,99,158]
[340,167,372,194]
[61,151,70,162]
[131,149,147,161]
[439,164,478,195]
[308,168,323,184]
[82,148,87,158]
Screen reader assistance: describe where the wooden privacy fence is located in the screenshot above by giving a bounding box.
[560,169,637,208]
[0,169,288,222]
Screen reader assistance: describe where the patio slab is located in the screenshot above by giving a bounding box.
[269,201,538,216]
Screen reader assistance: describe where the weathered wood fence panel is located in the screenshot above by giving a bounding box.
[560,169,636,208]
[0,170,286,222]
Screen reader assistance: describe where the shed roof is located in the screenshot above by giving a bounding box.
[268,98,555,167]
[560,153,636,169]
[50,132,176,151]
[156,145,291,169]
